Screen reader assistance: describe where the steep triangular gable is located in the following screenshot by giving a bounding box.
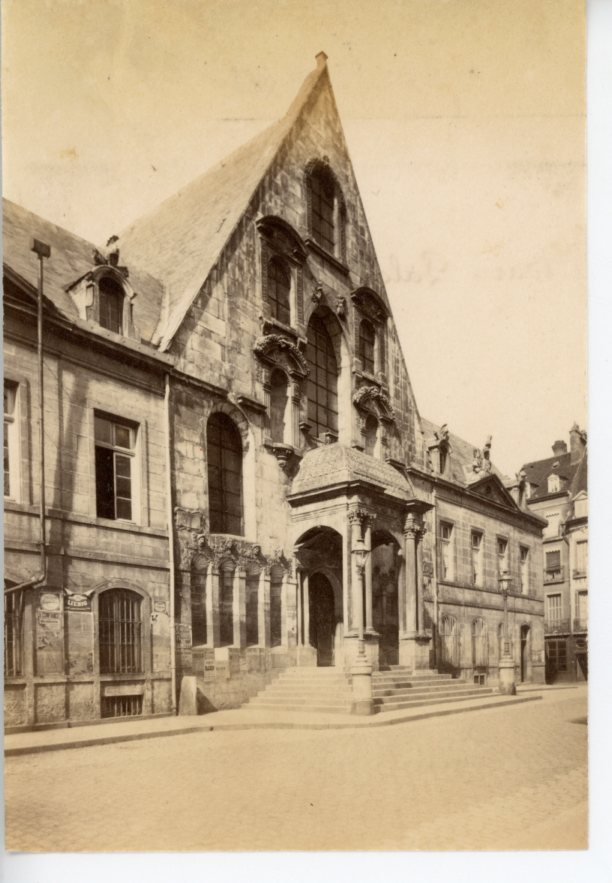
[118,57,330,350]
[469,474,521,511]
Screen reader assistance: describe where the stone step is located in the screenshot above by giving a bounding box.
[374,689,495,712]
[372,675,454,686]
[372,682,480,698]
[245,702,352,714]
[263,687,352,698]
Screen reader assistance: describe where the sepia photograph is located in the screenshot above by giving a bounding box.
[2,0,604,875]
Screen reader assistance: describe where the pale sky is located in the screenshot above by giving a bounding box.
[1,0,586,474]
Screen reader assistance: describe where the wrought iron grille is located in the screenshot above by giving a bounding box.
[99,589,143,674]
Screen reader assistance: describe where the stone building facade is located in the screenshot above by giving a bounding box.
[4,55,546,729]
[520,427,588,683]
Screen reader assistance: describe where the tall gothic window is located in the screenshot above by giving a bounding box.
[306,316,338,439]
[309,165,336,253]
[207,413,243,535]
[267,257,291,326]
[359,319,376,374]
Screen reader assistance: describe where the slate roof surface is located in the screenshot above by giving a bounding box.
[119,61,327,350]
[291,443,415,499]
[520,450,583,501]
[2,198,166,344]
[420,417,505,487]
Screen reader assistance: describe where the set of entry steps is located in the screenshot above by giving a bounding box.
[245,665,494,716]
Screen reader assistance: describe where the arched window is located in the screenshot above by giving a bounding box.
[207,413,243,535]
[219,563,234,646]
[98,276,124,334]
[364,414,378,456]
[359,319,376,375]
[270,565,283,648]
[309,165,336,253]
[306,316,338,439]
[269,369,289,444]
[99,589,143,674]
[267,257,291,326]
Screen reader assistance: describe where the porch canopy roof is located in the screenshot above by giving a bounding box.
[288,443,423,507]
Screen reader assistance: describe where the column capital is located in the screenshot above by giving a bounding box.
[348,506,377,528]
[403,511,424,538]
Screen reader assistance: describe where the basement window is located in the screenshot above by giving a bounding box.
[94,413,137,521]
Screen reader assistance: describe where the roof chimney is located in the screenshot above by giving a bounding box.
[552,440,567,456]
[569,423,586,465]
[316,51,328,69]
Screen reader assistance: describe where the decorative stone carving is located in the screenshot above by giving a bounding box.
[256,215,307,264]
[352,384,395,423]
[348,506,377,528]
[403,511,424,538]
[351,287,387,324]
[336,296,347,319]
[92,235,129,277]
[253,334,309,378]
[312,283,324,305]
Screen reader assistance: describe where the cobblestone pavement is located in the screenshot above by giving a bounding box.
[4,688,587,852]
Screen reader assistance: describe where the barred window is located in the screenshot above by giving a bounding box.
[99,589,142,674]
[267,257,291,326]
[207,413,243,535]
[98,276,124,334]
[359,319,376,375]
[4,589,23,677]
[309,165,336,253]
[306,316,338,439]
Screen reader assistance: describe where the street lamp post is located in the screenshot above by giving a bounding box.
[498,571,517,695]
[350,535,374,714]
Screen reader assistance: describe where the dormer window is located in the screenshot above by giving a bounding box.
[98,275,124,334]
[547,473,561,493]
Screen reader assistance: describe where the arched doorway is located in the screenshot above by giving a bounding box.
[520,625,530,682]
[371,532,400,667]
[309,573,336,666]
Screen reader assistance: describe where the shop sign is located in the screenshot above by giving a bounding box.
[154,599,167,614]
[65,592,92,612]
[39,592,61,611]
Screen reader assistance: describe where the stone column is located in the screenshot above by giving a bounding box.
[259,569,270,648]
[303,570,310,647]
[403,516,419,635]
[399,512,431,670]
[207,562,220,646]
[364,517,374,631]
[348,511,363,633]
[290,379,301,449]
[233,567,246,648]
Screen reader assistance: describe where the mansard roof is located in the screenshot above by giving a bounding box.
[420,417,506,486]
[119,57,330,350]
[290,443,416,502]
[520,449,586,501]
[2,198,165,344]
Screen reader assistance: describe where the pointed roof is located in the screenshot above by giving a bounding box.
[119,56,330,350]
[2,198,166,344]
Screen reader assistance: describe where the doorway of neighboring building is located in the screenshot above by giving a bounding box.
[309,572,335,666]
[520,625,530,682]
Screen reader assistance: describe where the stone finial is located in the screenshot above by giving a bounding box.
[316,51,328,68]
